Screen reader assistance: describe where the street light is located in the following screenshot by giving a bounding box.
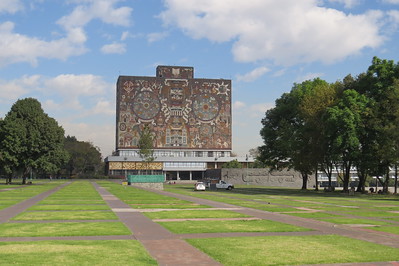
[246,154,249,185]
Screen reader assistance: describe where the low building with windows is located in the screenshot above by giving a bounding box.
[105,66,252,181]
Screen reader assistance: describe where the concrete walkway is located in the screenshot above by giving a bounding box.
[0,182,70,223]
[92,182,221,266]
[1,181,398,265]
[153,188,399,249]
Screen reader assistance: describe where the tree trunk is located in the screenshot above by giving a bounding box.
[383,172,389,194]
[314,163,318,191]
[395,165,398,195]
[342,162,351,193]
[301,173,308,190]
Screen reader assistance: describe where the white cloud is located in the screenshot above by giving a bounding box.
[57,0,132,30]
[44,74,109,97]
[60,120,115,157]
[0,21,87,67]
[0,0,23,13]
[249,103,274,117]
[383,0,399,4]
[233,101,246,110]
[101,42,126,54]
[236,66,270,82]
[121,31,132,41]
[296,72,324,83]
[0,74,115,156]
[160,0,385,65]
[147,31,169,43]
[328,0,361,8]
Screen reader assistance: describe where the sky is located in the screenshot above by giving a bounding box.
[1,0,399,158]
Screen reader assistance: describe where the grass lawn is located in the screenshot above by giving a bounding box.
[144,210,251,219]
[157,219,310,234]
[187,235,399,265]
[340,210,399,218]
[27,204,110,211]
[0,240,156,265]
[11,210,118,221]
[0,222,131,237]
[286,212,344,219]
[38,200,106,205]
[369,226,399,235]
[129,203,209,209]
[319,218,393,226]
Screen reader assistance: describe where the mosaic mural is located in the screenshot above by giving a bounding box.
[116,66,232,150]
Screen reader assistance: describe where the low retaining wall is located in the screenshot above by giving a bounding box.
[132,182,164,190]
[206,168,316,188]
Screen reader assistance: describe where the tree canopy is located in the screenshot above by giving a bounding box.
[0,98,69,184]
[259,57,399,193]
[62,136,103,178]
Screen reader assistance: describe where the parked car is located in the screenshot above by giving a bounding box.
[216,180,234,190]
[206,180,234,190]
[194,182,206,191]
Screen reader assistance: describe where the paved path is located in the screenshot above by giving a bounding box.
[147,188,399,249]
[1,181,399,265]
[0,182,70,223]
[92,182,221,266]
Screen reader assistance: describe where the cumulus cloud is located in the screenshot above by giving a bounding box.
[0,21,87,66]
[160,0,385,65]
[296,72,324,83]
[0,0,132,67]
[0,0,23,13]
[233,101,246,110]
[60,120,115,157]
[57,0,132,30]
[236,66,270,82]
[383,0,399,4]
[328,0,361,8]
[249,103,274,117]
[0,73,115,156]
[147,31,169,43]
[101,42,126,54]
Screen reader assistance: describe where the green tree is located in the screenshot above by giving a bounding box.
[357,57,399,193]
[138,125,155,163]
[222,159,242,168]
[0,98,69,184]
[259,79,332,190]
[323,89,369,192]
[62,136,103,178]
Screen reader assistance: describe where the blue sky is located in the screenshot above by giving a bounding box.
[1,0,399,158]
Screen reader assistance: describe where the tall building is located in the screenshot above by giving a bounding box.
[106,66,248,180]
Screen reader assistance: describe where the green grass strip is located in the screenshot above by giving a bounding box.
[27,205,110,211]
[0,240,156,265]
[320,218,393,226]
[158,219,310,234]
[12,211,117,221]
[187,235,399,265]
[0,222,130,237]
[369,226,399,235]
[144,210,251,219]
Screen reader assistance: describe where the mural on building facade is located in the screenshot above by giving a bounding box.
[116,66,232,150]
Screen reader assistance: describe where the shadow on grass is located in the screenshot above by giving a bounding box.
[166,184,399,201]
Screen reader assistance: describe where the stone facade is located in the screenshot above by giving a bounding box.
[116,66,232,151]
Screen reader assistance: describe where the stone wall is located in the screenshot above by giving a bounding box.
[207,168,316,188]
[132,182,164,190]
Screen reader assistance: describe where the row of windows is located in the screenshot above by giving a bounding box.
[119,150,230,158]
[164,162,206,168]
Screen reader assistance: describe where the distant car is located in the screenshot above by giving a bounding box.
[205,180,234,190]
[216,180,234,190]
[194,182,206,191]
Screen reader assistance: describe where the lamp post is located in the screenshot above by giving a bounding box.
[246,154,249,185]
